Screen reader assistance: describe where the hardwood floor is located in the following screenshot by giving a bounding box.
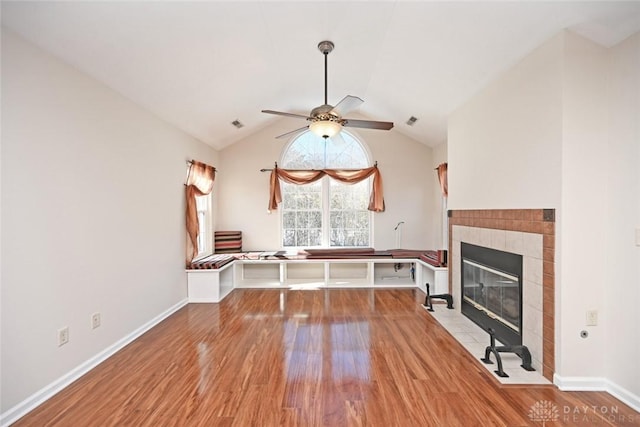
[14,288,639,426]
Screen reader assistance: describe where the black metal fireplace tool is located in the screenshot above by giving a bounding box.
[422,283,453,311]
[481,328,535,377]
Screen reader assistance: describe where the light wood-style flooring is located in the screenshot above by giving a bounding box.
[14,288,640,426]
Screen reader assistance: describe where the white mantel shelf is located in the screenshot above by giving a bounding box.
[187,257,448,303]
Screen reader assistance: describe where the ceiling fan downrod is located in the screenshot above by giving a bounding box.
[317,41,334,106]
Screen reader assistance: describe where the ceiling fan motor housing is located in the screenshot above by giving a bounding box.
[310,104,342,122]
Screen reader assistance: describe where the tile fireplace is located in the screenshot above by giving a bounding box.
[448,209,555,381]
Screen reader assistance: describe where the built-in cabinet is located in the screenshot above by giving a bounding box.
[187,258,448,303]
[187,262,234,303]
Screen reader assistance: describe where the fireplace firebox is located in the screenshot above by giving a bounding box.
[461,242,523,346]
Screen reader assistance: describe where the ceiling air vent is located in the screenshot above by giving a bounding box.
[406,116,418,126]
[231,120,244,129]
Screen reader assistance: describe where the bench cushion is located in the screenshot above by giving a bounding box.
[214,231,242,253]
[189,254,235,270]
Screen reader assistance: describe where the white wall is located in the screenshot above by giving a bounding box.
[605,32,640,403]
[558,31,609,379]
[217,118,437,251]
[448,32,564,211]
[0,30,218,413]
[448,29,640,407]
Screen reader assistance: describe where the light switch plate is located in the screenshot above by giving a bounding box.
[586,310,598,326]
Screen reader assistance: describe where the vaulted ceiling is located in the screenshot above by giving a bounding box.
[2,1,639,150]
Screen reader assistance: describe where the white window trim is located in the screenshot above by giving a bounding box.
[194,193,213,259]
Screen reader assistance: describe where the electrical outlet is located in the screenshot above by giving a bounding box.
[91,312,101,329]
[58,327,69,346]
[586,309,598,326]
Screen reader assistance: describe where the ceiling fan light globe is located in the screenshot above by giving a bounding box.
[310,120,341,139]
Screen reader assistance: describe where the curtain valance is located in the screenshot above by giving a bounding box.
[268,165,385,212]
[436,162,448,197]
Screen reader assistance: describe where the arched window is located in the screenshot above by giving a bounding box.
[280,131,372,248]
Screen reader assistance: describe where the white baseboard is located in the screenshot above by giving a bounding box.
[605,379,640,414]
[554,374,607,391]
[554,374,640,413]
[0,299,188,427]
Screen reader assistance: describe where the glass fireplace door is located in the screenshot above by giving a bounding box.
[462,259,520,333]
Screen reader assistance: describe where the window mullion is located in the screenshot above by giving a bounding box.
[322,176,330,247]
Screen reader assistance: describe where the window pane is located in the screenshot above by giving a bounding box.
[309,193,321,209]
[281,180,322,248]
[282,192,295,209]
[309,229,322,246]
[296,229,309,246]
[356,211,369,226]
[281,132,327,169]
[281,131,368,170]
[283,229,295,246]
[283,211,296,229]
[194,194,211,254]
[296,211,308,228]
[197,211,206,253]
[329,180,369,247]
[330,191,344,210]
[309,211,321,228]
[330,229,341,246]
[325,135,369,169]
[330,212,342,229]
[195,195,208,211]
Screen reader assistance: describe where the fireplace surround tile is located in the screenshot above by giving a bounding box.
[490,229,507,251]
[478,227,494,248]
[522,327,543,372]
[505,230,525,254]
[524,304,543,337]
[523,233,543,258]
[524,256,543,284]
[524,280,543,312]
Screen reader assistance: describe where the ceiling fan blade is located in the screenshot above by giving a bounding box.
[343,118,394,130]
[330,95,363,117]
[262,110,311,120]
[275,126,309,139]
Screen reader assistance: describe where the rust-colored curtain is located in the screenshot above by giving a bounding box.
[185,160,216,264]
[268,165,385,212]
[436,162,448,197]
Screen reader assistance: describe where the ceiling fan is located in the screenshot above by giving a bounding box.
[262,40,394,139]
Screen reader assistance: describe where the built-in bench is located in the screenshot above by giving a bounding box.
[186,249,448,303]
